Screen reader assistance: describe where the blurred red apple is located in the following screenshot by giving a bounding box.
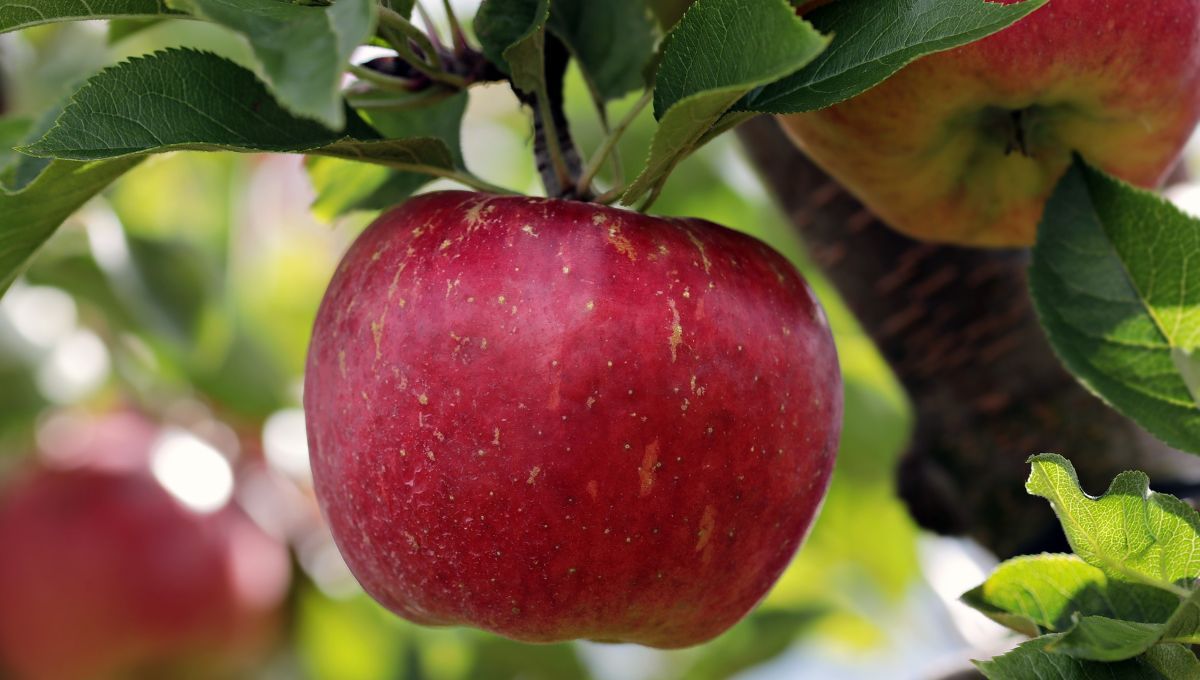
[779,0,1200,247]
[305,192,842,648]
[0,413,291,680]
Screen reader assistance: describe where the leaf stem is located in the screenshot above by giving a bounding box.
[441,0,469,53]
[414,1,449,59]
[592,186,624,205]
[409,165,514,195]
[378,6,468,88]
[578,89,652,195]
[348,63,419,92]
[637,181,664,213]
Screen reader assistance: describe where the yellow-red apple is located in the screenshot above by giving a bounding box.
[779,0,1200,247]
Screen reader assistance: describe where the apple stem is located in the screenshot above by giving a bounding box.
[515,36,587,200]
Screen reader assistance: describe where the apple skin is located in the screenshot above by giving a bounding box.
[304,191,842,648]
[0,414,290,680]
[779,0,1200,247]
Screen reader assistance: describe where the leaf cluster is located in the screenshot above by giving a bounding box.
[965,454,1200,679]
[0,0,1046,295]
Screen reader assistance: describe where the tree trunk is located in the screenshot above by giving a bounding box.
[737,116,1197,557]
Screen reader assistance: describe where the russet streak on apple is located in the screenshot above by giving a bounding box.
[782,0,1200,247]
[305,192,842,648]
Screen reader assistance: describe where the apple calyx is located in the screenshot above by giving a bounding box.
[1004,108,1031,158]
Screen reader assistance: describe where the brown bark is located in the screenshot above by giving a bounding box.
[737,116,1197,557]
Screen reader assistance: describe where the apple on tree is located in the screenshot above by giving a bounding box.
[304,192,843,648]
[0,413,291,680]
[780,0,1200,247]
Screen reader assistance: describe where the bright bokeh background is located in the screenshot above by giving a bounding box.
[6,6,1167,678]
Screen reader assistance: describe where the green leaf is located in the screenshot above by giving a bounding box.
[0,117,32,174]
[962,554,1181,637]
[1173,347,1200,409]
[547,0,657,101]
[389,0,414,17]
[1030,158,1200,453]
[1049,616,1164,662]
[1025,454,1200,593]
[4,96,82,192]
[1162,589,1200,645]
[306,92,468,219]
[977,636,1174,680]
[21,49,456,174]
[647,0,692,29]
[107,17,168,43]
[474,0,551,92]
[1143,644,1200,680]
[7,49,457,293]
[622,0,828,205]
[740,0,1047,113]
[163,0,376,128]
[0,158,142,296]
[0,0,181,33]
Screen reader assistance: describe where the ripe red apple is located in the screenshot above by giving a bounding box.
[0,414,290,680]
[779,0,1200,247]
[304,191,842,648]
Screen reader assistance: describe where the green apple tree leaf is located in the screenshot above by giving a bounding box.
[1143,643,1200,678]
[306,92,468,219]
[976,636,1179,680]
[1048,617,1165,662]
[474,0,551,92]
[0,117,32,175]
[547,0,658,102]
[20,49,455,173]
[389,0,415,17]
[4,48,461,293]
[1173,348,1200,408]
[163,0,376,128]
[0,0,181,33]
[962,554,1182,637]
[1025,454,1200,593]
[1030,159,1200,453]
[740,0,1047,113]
[0,158,143,296]
[107,17,169,43]
[1163,589,1200,645]
[622,0,829,206]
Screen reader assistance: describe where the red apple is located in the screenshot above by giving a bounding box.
[0,414,290,680]
[304,191,842,648]
[779,0,1200,247]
